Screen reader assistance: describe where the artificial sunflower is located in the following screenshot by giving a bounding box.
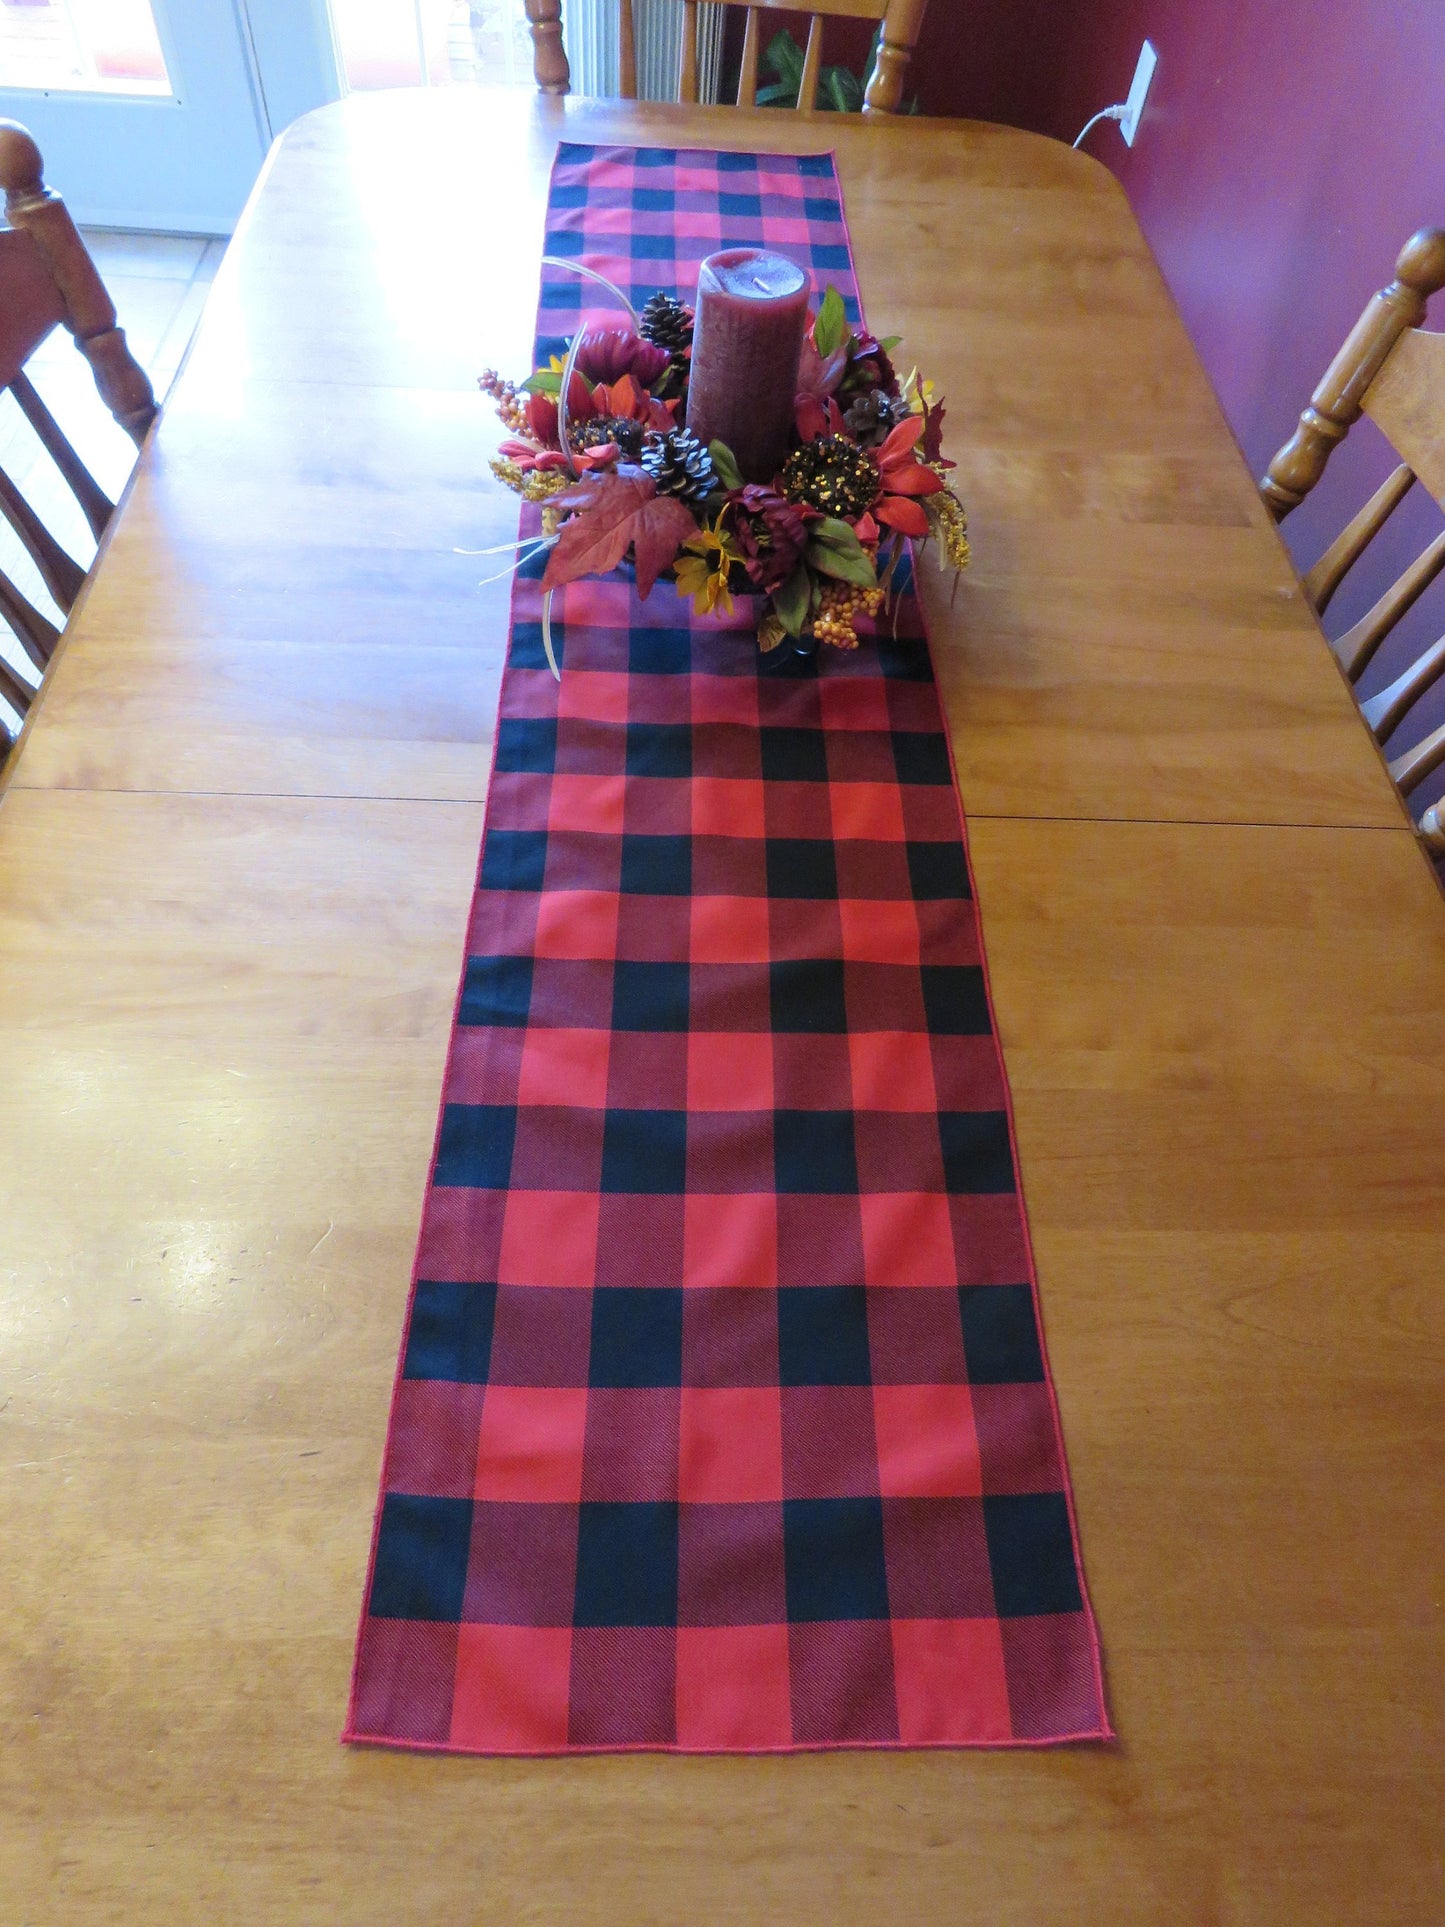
[673,519,744,616]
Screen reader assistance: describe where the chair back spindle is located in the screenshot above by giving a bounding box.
[1261,229,1445,858]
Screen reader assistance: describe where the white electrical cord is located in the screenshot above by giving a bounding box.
[1073,105,1127,149]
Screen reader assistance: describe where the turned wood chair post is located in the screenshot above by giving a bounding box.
[0,120,156,446]
[526,0,571,95]
[863,0,925,115]
[1261,228,1445,521]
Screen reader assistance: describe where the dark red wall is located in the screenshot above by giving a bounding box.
[896,0,1445,814]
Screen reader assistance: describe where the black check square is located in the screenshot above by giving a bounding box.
[369,1493,472,1622]
[620,833,692,896]
[938,1111,1016,1194]
[920,964,992,1036]
[770,958,849,1033]
[574,1502,679,1626]
[404,1280,497,1383]
[959,1284,1045,1383]
[590,1286,684,1387]
[891,731,952,785]
[601,1108,688,1193]
[434,1104,517,1189]
[481,829,548,893]
[774,1109,858,1194]
[766,838,838,900]
[612,959,690,1032]
[759,727,830,783]
[459,954,533,1028]
[907,840,971,901]
[982,1493,1083,1617]
[778,1285,872,1386]
[626,722,691,778]
[783,1498,890,1621]
[494,716,559,774]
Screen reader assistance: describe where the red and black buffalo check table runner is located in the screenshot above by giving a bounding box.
[346,144,1109,1753]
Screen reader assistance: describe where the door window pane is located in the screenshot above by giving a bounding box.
[331,0,534,90]
[0,0,171,96]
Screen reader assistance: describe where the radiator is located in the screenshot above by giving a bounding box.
[566,0,725,104]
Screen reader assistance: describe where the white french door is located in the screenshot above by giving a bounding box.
[0,0,270,231]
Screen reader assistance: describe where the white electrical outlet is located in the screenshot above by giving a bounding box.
[1120,40,1157,146]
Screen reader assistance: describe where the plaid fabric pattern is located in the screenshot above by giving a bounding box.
[346,145,1109,1753]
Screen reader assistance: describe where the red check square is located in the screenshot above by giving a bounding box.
[676,1625,792,1749]
[873,1384,982,1497]
[548,772,626,835]
[859,1191,958,1288]
[517,1027,611,1110]
[684,1191,777,1290]
[687,1032,774,1112]
[473,1385,588,1501]
[848,1031,937,1112]
[532,889,620,961]
[690,893,772,964]
[450,1624,573,1751]
[838,896,921,966]
[498,1190,600,1287]
[829,781,907,842]
[557,669,631,724]
[692,776,766,839]
[890,1618,1012,1745]
[679,1387,784,1503]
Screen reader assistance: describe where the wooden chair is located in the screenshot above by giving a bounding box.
[525,0,927,115]
[1262,228,1445,856]
[0,119,156,750]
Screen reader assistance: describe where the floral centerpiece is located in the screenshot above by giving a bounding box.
[479,278,968,676]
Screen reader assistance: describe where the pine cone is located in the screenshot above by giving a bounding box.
[572,414,646,461]
[842,388,908,447]
[641,428,716,504]
[779,435,880,520]
[639,291,695,354]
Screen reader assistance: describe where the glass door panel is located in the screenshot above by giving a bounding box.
[0,0,171,96]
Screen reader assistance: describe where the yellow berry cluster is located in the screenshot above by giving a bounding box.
[929,479,971,571]
[813,580,886,650]
[488,456,571,504]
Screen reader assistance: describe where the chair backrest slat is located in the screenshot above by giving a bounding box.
[0,459,87,611]
[1330,527,1445,681]
[1360,631,1445,741]
[1389,717,1445,799]
[798,14,826,110]
[1303,461,1415,615]
[0,568,60,672]
[10,369,113,542]
[737,8,761,107]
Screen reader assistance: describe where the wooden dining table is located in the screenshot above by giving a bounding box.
[2,86,1441,1921]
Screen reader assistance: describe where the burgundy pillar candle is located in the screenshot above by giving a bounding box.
[685,248,811,484]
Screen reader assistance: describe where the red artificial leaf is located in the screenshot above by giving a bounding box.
[875,495,930,536]
[883,461,947,497]
[797,333,848,399]
[631,494,699,598]
[877,413,925,469]
[543,468,658,589]
[919,396,950,467]
[852,511,880,545]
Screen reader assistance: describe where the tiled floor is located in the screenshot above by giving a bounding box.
[0,229,223,731]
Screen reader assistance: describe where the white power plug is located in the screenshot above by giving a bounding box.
[1073,41,1157,151]
[1119,41,1157,147]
